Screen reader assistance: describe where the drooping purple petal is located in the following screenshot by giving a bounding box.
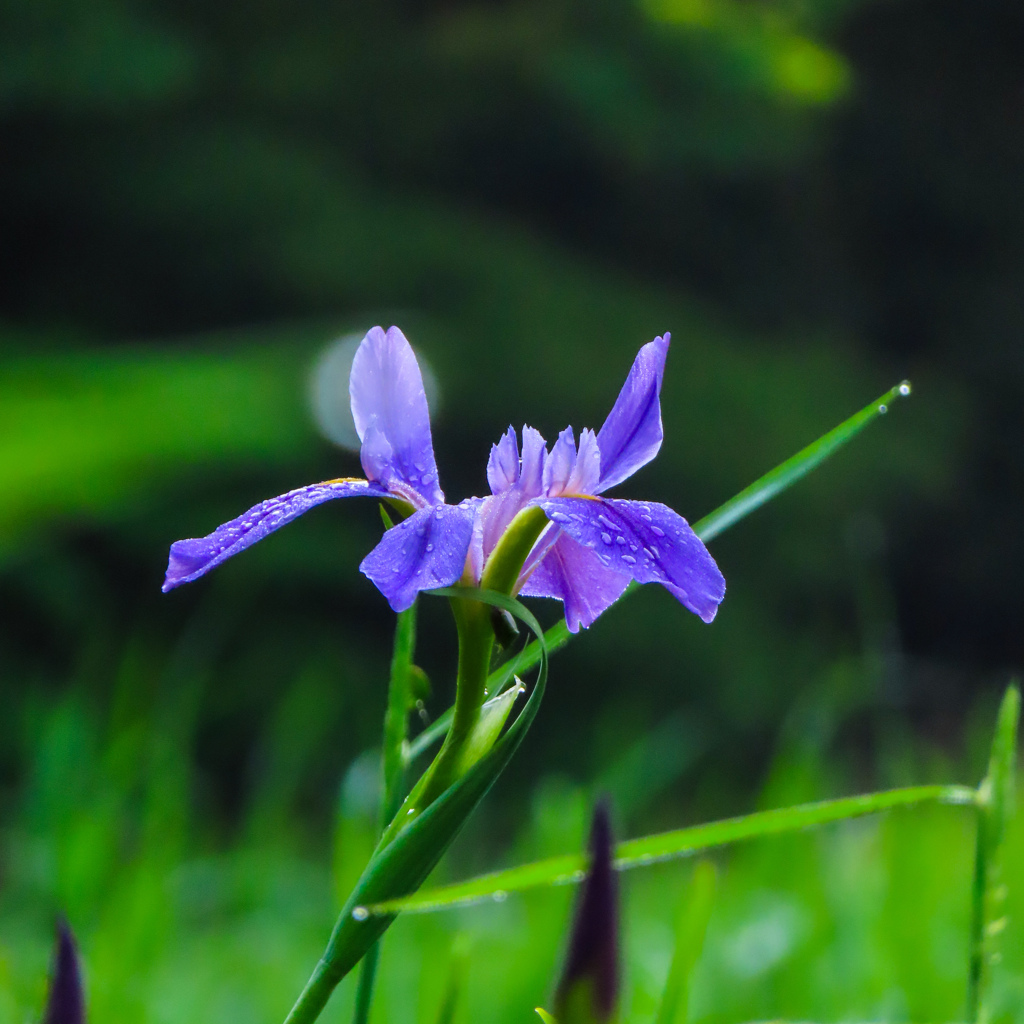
[349,326,443,506]
[536,496,725,622]
[595,334,669,493]
[163,478,384,591]
[487,426,520,494]
[520,534,631,633]
[360,501,476,612]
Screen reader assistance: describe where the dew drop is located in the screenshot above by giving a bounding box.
[352,906,369,921]
[641,514,652,522]
[601,532,613,544]
[621,554,636,564]
[493,890,508,903]
[549,511,569,523]
[570,870,586,883]
[426,542,434,552]
[616,535,626,545]
[899,380,912,396]
[878,403,888,414]
[651,526,665,537]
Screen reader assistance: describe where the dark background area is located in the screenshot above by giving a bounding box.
[1,0,1022,847]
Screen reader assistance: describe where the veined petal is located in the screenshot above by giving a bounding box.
[519,425,547,498]
[163,478,384,591]
[543,426,577,495]
[565,427,601,495]
[350,326,443,506]
[487,426,520,494]
[520,534,631,633]
[536,496,725,622]
[595,334,669,492]
[360,502,476,612]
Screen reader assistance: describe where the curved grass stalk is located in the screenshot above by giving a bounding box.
[365,783,976,916]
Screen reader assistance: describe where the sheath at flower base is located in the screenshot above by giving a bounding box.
[162,326,477,612]
[162,325,724,633]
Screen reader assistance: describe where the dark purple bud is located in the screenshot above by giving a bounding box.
[43,919,85,1024]
[555,799,619,1023]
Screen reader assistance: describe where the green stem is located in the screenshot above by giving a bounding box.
[352,604,418,1024]
[400,595,494,817]
[351,943,380,1024]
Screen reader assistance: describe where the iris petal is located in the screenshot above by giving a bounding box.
[536,495,725,622]
[595,335,669,492]
[360,502,476,612]
[349,326,443,505]
[163,478,384,591]
[487,427,520,494]
[520,534,631,633]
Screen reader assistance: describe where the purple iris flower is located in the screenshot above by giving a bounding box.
[471,333,725,631]
[163,326,724,630]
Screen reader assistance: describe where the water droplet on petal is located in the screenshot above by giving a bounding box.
[352,906,369,921]
[601,532,613,544]
[615,535,626,545]
[426,542,434,552]
[651,526,665,537]
[621,554,636,564]
[549,511,569,523]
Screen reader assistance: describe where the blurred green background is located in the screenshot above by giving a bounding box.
[1,0,1022,1020]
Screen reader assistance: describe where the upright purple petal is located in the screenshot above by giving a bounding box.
[487,427,520,494]
[519,425,547,497]
[163,478,383,591]
[543,427,578,495]
[349,326,443,506]
[595,334,670,492]
[360,502,476,611]
[520,534,631,633]
[564,427,601,495]
[537,496,725,622]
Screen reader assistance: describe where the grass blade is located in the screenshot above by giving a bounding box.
[966,682,1020,1023]
[694,379,912,543]
[655,860,717,1024]
[365,784,976,915]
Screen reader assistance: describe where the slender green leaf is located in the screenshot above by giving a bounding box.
[694,379,912,543]
[966,682,1020,1023]
[655,861,716,1024]
[283,590,548,1024]
[365,784,976,915]
[536,1010,559,1024]
[408,381,913,761]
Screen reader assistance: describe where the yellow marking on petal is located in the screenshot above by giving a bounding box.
[322,476,369,485]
